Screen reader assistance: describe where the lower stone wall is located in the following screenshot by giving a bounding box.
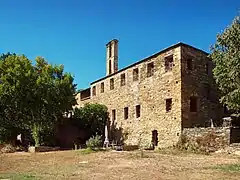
[182,127,231,150]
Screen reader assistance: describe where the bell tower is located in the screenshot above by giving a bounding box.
[106,39,118,76]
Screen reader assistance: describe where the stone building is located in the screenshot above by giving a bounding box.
[76,39,223,148]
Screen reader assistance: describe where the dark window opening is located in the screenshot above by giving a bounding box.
[109,43,112,58]
[110,78,114,90]
[120,73,126,86]
[206,63,209,74]
[109,60,112,74]
[124,107,128,120]
[206,87,210,100]
[223,105,228,114]
[152,130,158,148]
[112,109,116,121]
[147,62,154,77]
[204,84,211,100]
[100,82,104,93]
[92,86,96,96]
[166,98,172,112]
[80,88,90,101]
[136,105,141,118]
[165,55,174,72]
[190,96,197,112]
[133,68,139,81]
[187,59,193,70]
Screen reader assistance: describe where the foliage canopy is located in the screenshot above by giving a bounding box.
[210,16,240,114]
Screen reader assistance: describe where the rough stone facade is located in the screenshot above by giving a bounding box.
[181,46,223,128]
[182,127,231,149]
[76,40,223,148]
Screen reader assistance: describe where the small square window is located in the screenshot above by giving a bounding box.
[109,60,112,74]
[136,105,141,118]
[109,43,112,58]
[147,62,154,77]
[124,107,129,119]
[206,87,210,100]
[206,63,209,74]
[120,73,126,86]
[133,68,139,81]
[100,82,104,93]
[223,105,228,114]
[112,109,116,121]
[166,98,172,112]
[187,59,193,70]
[110,78,114,90]
[190,96,197,112]
[92,86,96,96]
[165,55,174,72]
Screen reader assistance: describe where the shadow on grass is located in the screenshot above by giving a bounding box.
[76,148,107,155]
[211,164,240,172]
[156,147,210,156]
[0,173,39,180]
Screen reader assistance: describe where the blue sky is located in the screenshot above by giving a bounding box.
[0,0,239,89]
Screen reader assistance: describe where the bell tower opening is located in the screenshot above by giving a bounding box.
[106,39,118,76]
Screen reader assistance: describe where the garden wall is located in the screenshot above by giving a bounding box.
[182,127,231,151]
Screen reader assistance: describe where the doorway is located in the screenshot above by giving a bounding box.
[152,130,158,148]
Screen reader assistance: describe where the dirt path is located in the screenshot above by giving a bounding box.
[0,150,240,180]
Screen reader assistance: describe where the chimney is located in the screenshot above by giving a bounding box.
[106,39,118,76]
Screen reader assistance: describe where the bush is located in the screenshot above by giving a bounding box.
[86,135,102,149]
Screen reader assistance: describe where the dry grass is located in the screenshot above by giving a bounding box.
[0,150,240,180]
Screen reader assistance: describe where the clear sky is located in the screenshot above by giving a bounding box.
[0,0,239,89]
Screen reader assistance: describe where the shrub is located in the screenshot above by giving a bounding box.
[86,135,102,149]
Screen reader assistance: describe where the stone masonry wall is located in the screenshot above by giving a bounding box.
[182,127,231,149]
[181,46,223,128]
[76,43,223,148]
[77,46,182,148]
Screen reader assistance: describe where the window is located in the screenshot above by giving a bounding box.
[109,60,112,74]
[120,73,126,86]
[136,105,141,118]
[133,68,139,81]
[223,105,228,114]
[80,88,90,101]
[166,98,172,112]
[112,109,116,121]
[165,55,174,72]
[100,82,104,93]
[190,96,197,112]
[109,43,112,58]
[206,87,210,100]
[187,59,193,70]
[110,78,114,90]
[206,63,209,74]
[124,107,129,119]
[92,86,96,96]
[147,62,154,77]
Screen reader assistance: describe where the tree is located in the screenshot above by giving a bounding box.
[210,16,240,114]
[72,103,108,137]
[0,55,35,142]
[0,54,77,146]
[28,57,77,146]
[0,52,16,61]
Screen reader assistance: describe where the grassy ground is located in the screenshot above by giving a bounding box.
[0,149,240,180]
